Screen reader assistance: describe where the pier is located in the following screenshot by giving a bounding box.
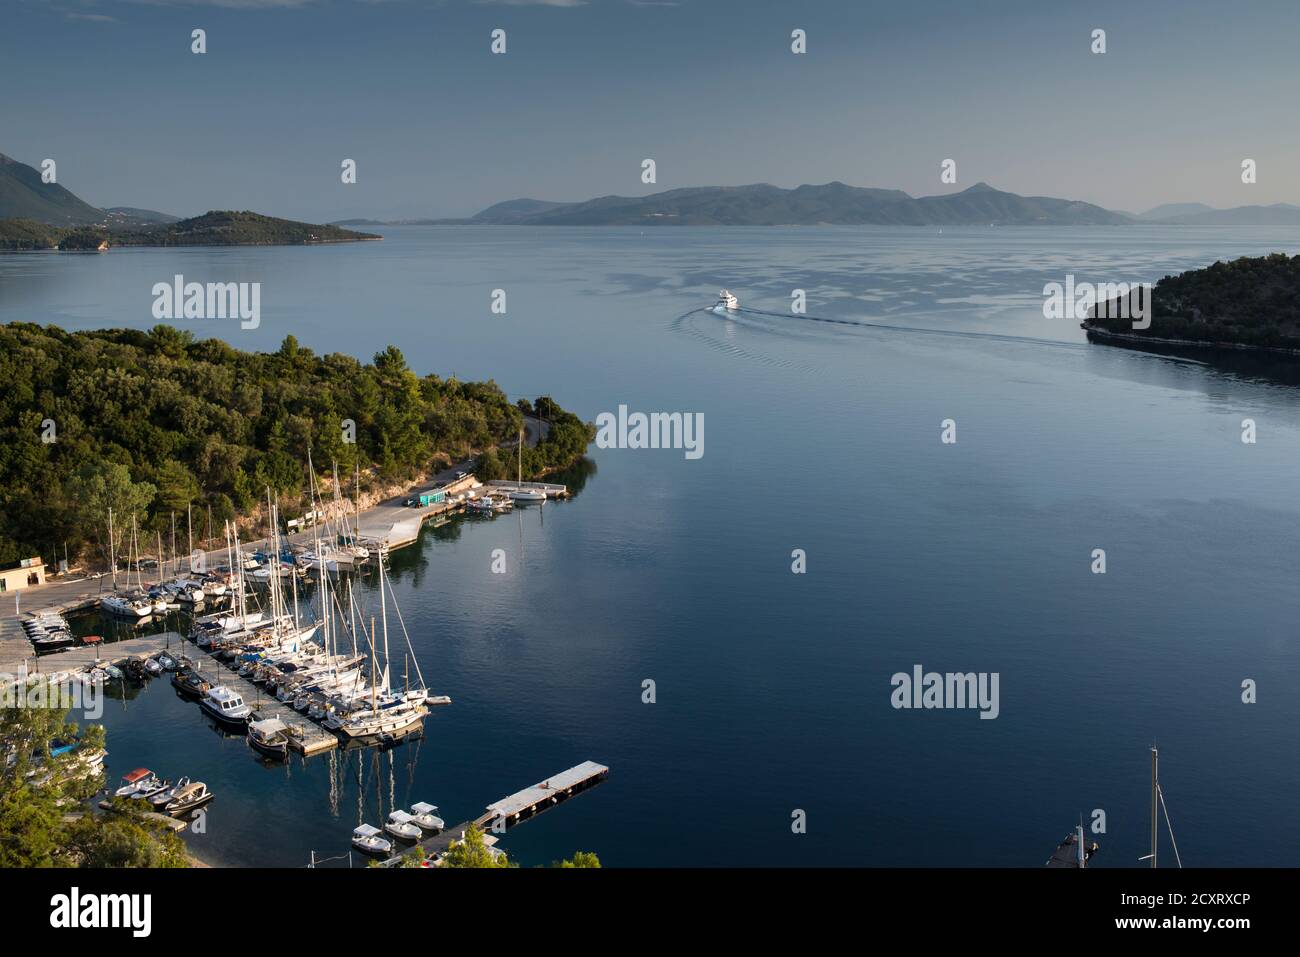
[377,760,609,866]
[183,648,340,756]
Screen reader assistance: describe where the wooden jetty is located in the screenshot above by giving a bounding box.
[184,646,339,756]
[377,760,609,866]
[97,799,190,833]
[0,631,177,683]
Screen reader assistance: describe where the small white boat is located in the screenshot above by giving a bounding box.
[114,767,159,798]
[148,776,191,807]
[716,289,739,310]
[352,824,392,856]
[409,803,445,832]
[508,488,547,503]
[384,810,422,842]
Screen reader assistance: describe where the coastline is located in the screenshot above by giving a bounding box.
[1081,321,1300,357]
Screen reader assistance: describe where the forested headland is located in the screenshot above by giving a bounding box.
[0,323,593,566]
[1087,252,1300,352]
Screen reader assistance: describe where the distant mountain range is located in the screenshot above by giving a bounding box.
[0,152,376,247]
[6,149,1300,230]
[336,183,1300,227]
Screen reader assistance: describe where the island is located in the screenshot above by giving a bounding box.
[0,211,379,251]
[1084,253,1300,355]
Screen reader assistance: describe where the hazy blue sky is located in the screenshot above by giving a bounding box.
[6,0,1300,220]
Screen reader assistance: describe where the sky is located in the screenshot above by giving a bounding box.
[4,0,1300,221]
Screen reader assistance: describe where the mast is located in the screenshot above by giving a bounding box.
[518,425,523,483]
[379,554,390,692]
[170,512,177,579]
[1150,746,1159,869]
[186,503,193,571]
[108,508,116,587]
[157,531,163,587]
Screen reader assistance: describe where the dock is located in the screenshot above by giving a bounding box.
[97,799,190,833]
[378,760,609,866]
[183,643,339,756]
[0,630,179,684]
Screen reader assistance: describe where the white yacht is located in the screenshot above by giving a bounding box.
[384,810,422,842]
[716,289,739,310]
[200,685,252,726]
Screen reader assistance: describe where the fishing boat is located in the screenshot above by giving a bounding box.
[384,810,422,842]
[164,781,214,816]
[409,802,445,832]
[716,288,739,310]
[114,767,159,798]
[172,669,211,698]
[200,686,252,727]
[247,718,290,759]
[31,631,76,651]
[157,652,180,672]
[143,656,163,677]
[351,824,392,856]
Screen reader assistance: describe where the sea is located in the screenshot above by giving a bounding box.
[2,224,1298,866]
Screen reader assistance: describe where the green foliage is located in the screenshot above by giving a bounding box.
[0,323,591,566]
[1090,252,1300,349]
[438,825,515,868]
[0,692,174,868]
[551,850,601,868]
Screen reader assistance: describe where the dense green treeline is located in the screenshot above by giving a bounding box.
[1090,252,1300,349]
[0,323,592,566]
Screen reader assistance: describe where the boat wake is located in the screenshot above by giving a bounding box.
[676,302,1210,367]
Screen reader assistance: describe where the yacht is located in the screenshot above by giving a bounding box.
[508,488,547,504]
[716,289,739,310]
[200,686,252,727]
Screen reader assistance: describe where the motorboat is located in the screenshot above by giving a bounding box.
[114,767,159,798]
[351,824,392,856]
[200,686,252,727]
[131,776,172,802]
[148,776,191,808]
[716,288,739,310]
[247,718,290,759]
[409,803,445,832]
[164,781,214,816]
[384,810,422,842]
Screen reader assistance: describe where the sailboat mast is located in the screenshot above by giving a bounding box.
[186,503,193,568]
[1150,746,1159,869]
[108,508,116,587]
[379,555,390,690]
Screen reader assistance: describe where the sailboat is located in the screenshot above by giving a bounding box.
[1139,745,1183,868]
[330,554,428,740]
[508,426,546,503]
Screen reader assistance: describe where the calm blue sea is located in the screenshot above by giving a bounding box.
[3,225,1298,866]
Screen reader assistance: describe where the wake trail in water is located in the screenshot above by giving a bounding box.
[677,304,1208,366]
